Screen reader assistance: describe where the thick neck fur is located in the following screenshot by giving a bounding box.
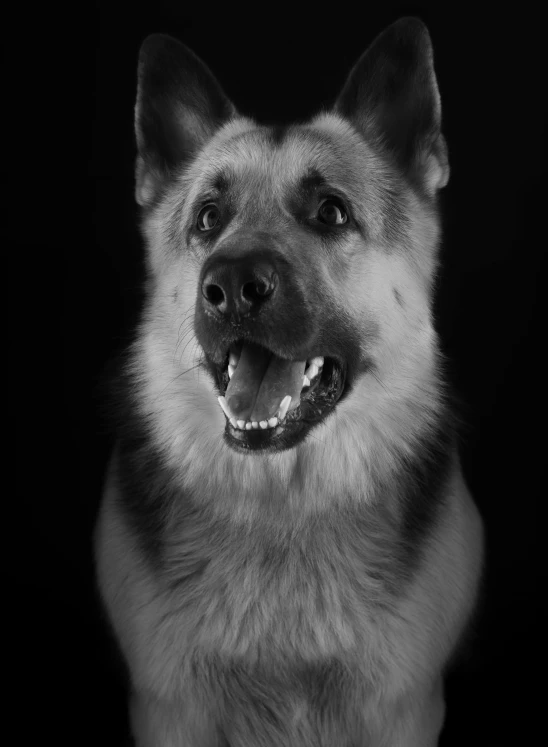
[115,310,452,553]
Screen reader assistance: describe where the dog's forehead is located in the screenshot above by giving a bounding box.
[187,114,382,200]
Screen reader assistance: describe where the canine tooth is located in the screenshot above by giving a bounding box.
[228,364,235,378]
[245,422,253,430]
[278,395,292,421]
[228,348,240,367]
[259,420,268,429]
[217,396,233,420]
[268,417,278,427]
[229,417,238,428]
[305,364,319,380]
[310,356,324,368]
[252,421,259,429]
[237,420,245,429]
[302,375,311,388]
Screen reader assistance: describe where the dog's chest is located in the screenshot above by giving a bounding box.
[100,488,424,724]
[154,516,400,672]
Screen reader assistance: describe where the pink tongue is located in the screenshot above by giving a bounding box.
[225,342,306,422]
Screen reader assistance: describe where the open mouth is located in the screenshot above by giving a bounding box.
[210,341,346,452]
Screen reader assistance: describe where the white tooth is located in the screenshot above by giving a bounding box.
[237,420,245,429]
[278,395,292,421]
[228,364,235,378]
[268,417,278,427]
[259,420,268,429]
[305,364,318,381]
[245,422,253,430]
[302,375,310,388]
[217,396,233,420]
[229,347,240,367]
[310,356,324,368]
[252,421,259,429]
[229,417,238,428]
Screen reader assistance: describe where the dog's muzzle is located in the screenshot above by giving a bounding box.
[194,240,351,452]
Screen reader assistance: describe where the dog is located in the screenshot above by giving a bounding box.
[95,17,484,746]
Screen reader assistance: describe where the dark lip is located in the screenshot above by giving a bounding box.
[202,344,348,452]
[223,417,308,454]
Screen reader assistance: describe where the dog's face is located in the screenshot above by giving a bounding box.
[134,19,449,457]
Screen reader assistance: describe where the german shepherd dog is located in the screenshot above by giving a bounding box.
[95,18,484,746]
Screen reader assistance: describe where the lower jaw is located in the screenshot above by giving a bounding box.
[224,417,307,453]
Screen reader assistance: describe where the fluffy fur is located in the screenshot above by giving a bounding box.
[95,18,483,747]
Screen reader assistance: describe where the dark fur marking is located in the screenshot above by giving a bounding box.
[298,168,327,195]
[168,556,211,591]
[107,358,180,566]
[191,171,234,213]
[116,440,212,581]
[393,288,403,307]
[116,431,173,566]
[269,124,288,146]
[116,424,212,581]
[304,659,370,743]
[397,404,455,554]
[106,356,214,576]
[212,172,230,193]
[215,728,231,747]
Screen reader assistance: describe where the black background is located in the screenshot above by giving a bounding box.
[13,2,543,745]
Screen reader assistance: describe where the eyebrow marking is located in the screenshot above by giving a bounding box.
[210,171,232,195]
[191,171,234,213]
[298,168,327,195]
[292,168,352,211]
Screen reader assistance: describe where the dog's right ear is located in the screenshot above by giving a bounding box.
[135,35,236,206]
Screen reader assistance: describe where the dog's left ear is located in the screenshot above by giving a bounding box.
[135,34,236,206]
[335,18,449,192]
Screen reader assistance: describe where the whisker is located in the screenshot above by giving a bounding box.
[174,324,196,360]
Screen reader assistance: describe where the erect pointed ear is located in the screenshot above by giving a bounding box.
[335,18,449,193]
[135,34,236,206]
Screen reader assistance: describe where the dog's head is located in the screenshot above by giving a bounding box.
[133,19,448,460]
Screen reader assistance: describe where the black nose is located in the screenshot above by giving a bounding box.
[201,252,278,319]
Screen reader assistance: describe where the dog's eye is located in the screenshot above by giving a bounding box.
[317,199,347,226]
[197,205,220,231]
